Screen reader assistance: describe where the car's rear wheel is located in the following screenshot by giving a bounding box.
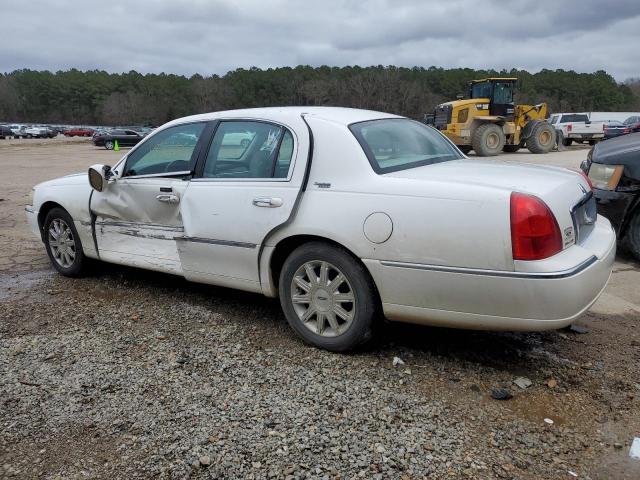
[105,140,115,150]
[279,242,378,351]
[43,208,86,277]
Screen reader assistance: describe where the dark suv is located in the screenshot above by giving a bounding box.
[581,132,640,260]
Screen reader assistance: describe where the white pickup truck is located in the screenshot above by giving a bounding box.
[548,113,605,146]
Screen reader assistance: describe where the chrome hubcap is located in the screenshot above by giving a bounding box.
[291,260,356,337]
[48,219,76,268]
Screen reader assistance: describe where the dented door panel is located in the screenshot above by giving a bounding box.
[91,177,189,270]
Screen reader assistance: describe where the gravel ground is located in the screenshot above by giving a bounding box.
[1,140,640,479]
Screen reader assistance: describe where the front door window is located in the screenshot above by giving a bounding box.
[123,122,206,177]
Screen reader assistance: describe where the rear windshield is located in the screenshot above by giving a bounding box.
[349,118,463,174]
[560,114,588,123]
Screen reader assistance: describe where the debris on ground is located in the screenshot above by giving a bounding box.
[392,356,405,366]
[544,418,554,425]
[513,377,532,389]
[569,324,590,334]
[491,388,513,400]
[547,378,558,388]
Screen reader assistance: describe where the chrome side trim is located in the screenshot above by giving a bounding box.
[96,220,184,232]
[176,236,256,249]
[379,255,598,279]
[122,170,192,180]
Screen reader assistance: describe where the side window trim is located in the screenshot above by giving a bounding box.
[192,119,296,182]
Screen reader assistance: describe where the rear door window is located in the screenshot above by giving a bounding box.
[202,121,294,179]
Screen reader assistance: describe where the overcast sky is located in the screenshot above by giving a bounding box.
[3,0,639,81]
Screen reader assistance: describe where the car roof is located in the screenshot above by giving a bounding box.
[166,106,404,129]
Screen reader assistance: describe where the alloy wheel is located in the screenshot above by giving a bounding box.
[48,218,76,268]
[290,260,356,337]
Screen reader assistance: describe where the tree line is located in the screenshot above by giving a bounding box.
[0,66,638,126]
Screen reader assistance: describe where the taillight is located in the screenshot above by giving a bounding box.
[510,192,563,261]
[567,123,572,132]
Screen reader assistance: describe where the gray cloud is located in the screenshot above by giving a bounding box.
[2,0,639,80]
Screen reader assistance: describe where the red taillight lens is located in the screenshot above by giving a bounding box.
[510,192,563,261]
[567,123,572,132]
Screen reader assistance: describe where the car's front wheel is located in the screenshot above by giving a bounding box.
[279,242,378,351]
[43,208,87,277]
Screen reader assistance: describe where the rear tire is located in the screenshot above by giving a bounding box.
[562,138,573,147]
[527,121,556,154]
[626,212,640,261]
[279,242,378,351]
[105,140,115,150]
[471,123,505,157]
[43,207,87,277]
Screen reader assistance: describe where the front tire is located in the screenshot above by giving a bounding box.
[279,242,378,351]
[43,208,86,277]
[527,121,556,154]
[471,124,505,156]
[458,145,472,155]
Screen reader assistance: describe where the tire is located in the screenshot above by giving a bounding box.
[279,242,378,351]
[457,145,472,155]
[589,139,599,146]
[27,134,32,139]
[43,207,87,277]
[503,144,521,153]
[562,138,573,147]
[526,121,556,154]
[625,212,640,261]
[105,140,115,150]
[471,123,505,157]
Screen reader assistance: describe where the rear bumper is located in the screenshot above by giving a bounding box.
[365,218,616,331]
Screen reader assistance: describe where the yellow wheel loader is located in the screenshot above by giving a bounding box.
[425,78,555,156]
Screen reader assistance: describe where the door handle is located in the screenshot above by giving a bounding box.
[156,194,180,204]
[253,197,283,208]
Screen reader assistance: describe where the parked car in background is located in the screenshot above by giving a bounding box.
[26,107,615,351]
[8,125,26,138]
[582,132,640,260]
[23,126,50,138]
[624,115,640,133]
[603,120,631,140]
[64,127,94,137]
[0,125,13,139]
[92,129,143,149]
[549,113,605,146]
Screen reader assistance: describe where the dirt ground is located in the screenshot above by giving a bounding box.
[1,137,639,479]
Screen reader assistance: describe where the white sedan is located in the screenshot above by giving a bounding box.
[26,107,616,351]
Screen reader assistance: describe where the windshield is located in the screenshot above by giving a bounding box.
[349,118,463,174]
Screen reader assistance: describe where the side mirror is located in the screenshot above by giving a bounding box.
[88,164,112,192]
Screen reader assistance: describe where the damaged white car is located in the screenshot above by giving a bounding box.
[26,107,616,351]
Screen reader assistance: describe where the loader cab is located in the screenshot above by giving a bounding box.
[467,78,516,118]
